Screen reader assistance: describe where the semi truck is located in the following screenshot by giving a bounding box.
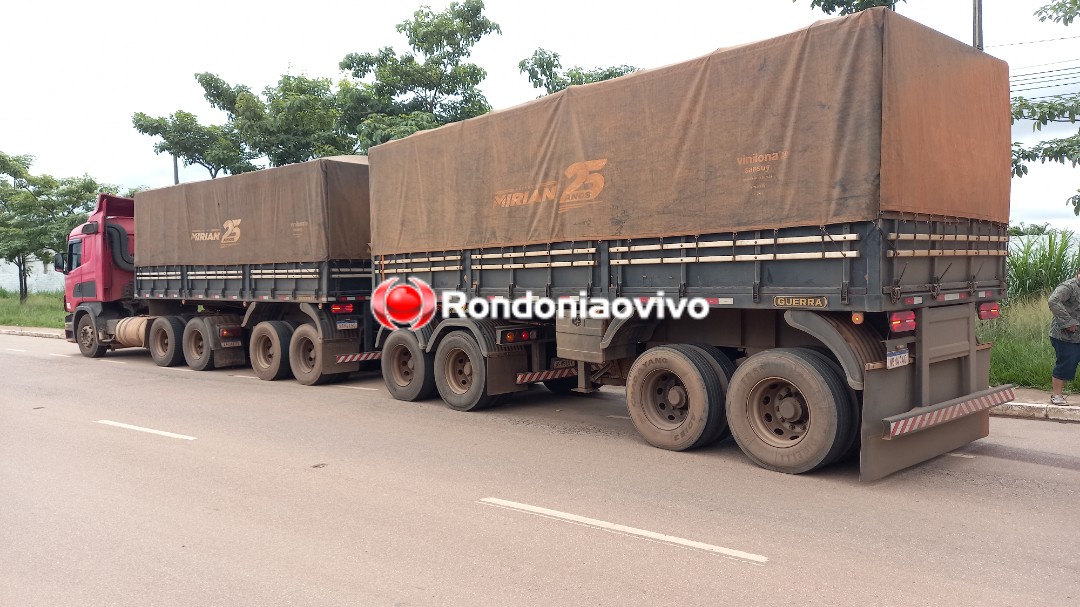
[56,156,381,386]
[57,8,1014,480]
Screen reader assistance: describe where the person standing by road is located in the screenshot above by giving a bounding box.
[1048,269,1080,405]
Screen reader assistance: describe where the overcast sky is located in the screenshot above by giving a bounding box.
[3,0,1078,229]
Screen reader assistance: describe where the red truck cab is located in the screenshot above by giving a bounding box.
[54,194,136,347]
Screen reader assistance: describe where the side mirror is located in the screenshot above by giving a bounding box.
[81,222,99,235]
[53,252,66,274]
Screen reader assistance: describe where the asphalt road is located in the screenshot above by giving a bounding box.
[2,333,1078,607]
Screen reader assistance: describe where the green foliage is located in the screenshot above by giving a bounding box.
[0,289,64,328]
[799,0,902,15]
[1008,221,1052,236]
[195,72,369,167]
[1034,0,1080,25]
[519,49,637,95]
[1006,230,1079,300]
[132,110,257,178]
[1011,4,1080,213]
[340,0,500,143]
[0,153,108,302]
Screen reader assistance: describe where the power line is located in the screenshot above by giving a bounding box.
[1016,91,1080,101]
[1012,58,1080,72]
[987,34,1080,48]
[1012,78,1080,93]
[1010,66,1080,83]
[1011,72,1080,87]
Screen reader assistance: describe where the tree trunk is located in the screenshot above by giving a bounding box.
[15,253,29,303]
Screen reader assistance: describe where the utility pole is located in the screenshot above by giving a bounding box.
[973,0,984,50]
[172,155,179,185]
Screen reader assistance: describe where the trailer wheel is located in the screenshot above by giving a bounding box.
[625,345,725,451]
[289,324,332,386]
[76,314,107,358]
[249,321,295,381]
[381,330,437,401]
[725,349,855,474]
[182,318,216,371]
[149,316,186,367]
[434,331,501,411]
[680,344,734,445]
[788,347,860,465]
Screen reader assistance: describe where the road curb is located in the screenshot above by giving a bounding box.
[991,402,1080,423]
[0,328,64,339]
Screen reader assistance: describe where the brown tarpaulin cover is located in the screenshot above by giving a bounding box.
[369,8,1010,256]
[135,156,371,266]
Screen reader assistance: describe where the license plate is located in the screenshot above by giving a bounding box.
[221,340,242,348]
[887,348,910,369]
[551,358,575,369]
[336,320,359,330]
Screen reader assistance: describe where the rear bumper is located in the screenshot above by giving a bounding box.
[882,385,1015,440]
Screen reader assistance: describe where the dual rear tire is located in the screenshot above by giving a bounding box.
[725,348,856,474]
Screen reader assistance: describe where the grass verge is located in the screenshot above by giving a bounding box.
[978,295,1080,392]
[0,289,66,329]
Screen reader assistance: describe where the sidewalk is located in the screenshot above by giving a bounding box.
[0,325,64,339]
[0,324,1076,423]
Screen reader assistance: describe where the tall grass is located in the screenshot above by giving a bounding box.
[983,230,1080,390]
[1007,230,1077,301]
[978,297,1075,391]
[0,288,65,329]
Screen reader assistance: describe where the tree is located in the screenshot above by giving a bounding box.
[0,152,108,302]
[799,0,902,15]
[519,49,637,95]
[1008,221,1052,236]
[1012,1,1080,213]
[1034,0,1080,25]
[132,110,257,178]
[340,0,501,148]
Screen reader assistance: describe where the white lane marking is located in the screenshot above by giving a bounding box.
[99,359,125,364]
[479,497,767,565]
[229,374,260,379]
[164,367,193,372]
[49,353,72,358]
[606,415,631,420]
[946,452,976,459]
[338,385,379,391]
[6,348,26,352]
[97,420,197,441]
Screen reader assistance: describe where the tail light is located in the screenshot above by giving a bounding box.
[219,327,241,339]
[978,302,1000,320]
[501,329,539,344]
[889,311,916,333]
[331,303,355,314]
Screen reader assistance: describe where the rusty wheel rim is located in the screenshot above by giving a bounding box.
[746,377,809,448]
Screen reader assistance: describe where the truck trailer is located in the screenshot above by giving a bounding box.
[365,8,1015,480]
[57,8,1014,479]
[57,156,381,386]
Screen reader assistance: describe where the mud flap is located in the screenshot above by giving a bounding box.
[860,364,1003,481]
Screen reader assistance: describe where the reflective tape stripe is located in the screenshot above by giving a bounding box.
[885,386,1014,440]
[515,368,578,384]
[334,352,383,363]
